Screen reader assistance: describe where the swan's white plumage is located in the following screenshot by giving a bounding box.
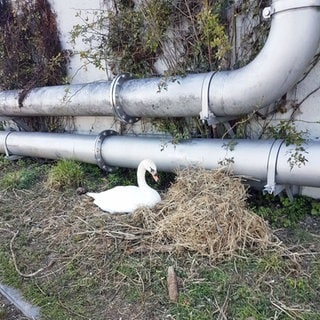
[87,159,161,213]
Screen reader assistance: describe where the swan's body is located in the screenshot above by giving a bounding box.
[87,159,161,213]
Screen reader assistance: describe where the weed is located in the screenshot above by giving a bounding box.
[267,120,310,170]
[249,192,312,228]
[0,309,8,320]
[0,166,42,190]
[46,159,84,189]
[152,117,193,144]
[0,155,10,169]
[311,200,320,216]
[257,253,286,273]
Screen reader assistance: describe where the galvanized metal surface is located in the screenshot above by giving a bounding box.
[1,131,320,189]
[100,135,320,188]
[0,131,97,164]
[0,81,113,116]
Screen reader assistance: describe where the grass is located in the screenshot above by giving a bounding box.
[0,156,320,319]
[46,159,85,189]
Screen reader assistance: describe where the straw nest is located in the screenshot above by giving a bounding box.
[133,167,273,260]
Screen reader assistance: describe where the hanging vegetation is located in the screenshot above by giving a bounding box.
[0,0,69,132]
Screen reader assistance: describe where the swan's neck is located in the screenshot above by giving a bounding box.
[137,164,149,188]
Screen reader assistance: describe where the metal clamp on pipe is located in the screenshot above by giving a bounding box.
[94,130,118,172]
[263,0,320,19]
[264,139,284,195]
[200,71,216,125]
[110,73,140,124]
[4,131,22,161]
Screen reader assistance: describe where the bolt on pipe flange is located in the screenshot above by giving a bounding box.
[94,130,118,171]
[110,73,140,124]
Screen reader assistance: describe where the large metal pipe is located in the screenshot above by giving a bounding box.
[0,0,319,120]
[1,0,320,195]
[1,131,320,190]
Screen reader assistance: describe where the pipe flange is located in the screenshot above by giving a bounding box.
[94,130,118,172]
[110,73,140,124]
[263,0,320,18]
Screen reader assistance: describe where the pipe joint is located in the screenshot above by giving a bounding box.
[110,73,140,124]
[94,130,118,171]
[263,0,320,18]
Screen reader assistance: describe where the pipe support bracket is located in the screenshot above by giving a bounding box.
[263,0,320,18]
[110,73,140,124]
[94,130,118,171]
[4,131,22,161]
[200,72,216,125]
[264,139,284,195]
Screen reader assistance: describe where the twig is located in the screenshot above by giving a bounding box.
[213,285,230,320]
[10,230,55,278]
[270,297,310,319]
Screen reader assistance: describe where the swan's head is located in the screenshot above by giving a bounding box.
[142,159,159,182]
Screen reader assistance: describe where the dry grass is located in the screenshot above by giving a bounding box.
[133,167,274,260]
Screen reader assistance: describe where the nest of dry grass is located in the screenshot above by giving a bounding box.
[133,167,273,260]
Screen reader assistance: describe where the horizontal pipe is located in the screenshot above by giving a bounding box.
[0,131,97,164]
[1,131,320,189]
[0,82,113,116]
[0,0,319,119]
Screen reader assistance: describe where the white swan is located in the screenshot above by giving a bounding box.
[87,159,161,213]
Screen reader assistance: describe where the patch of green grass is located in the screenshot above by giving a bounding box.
[169,252,320,319]
[0,154,10,169]
[0,168,40,190]
[257,253,288,273]
[0,157,46,190]
[47,159,84,189]
[0,309,8,320]
[0,157,48,190]
[249,192,313,228]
